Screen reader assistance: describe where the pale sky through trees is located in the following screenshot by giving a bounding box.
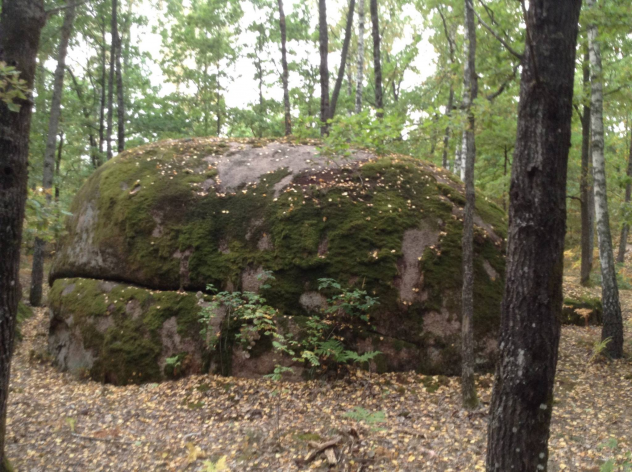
[130,0,436,109]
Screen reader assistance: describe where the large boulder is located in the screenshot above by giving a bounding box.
[49,138,507,384]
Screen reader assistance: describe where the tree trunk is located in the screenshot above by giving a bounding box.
[458,129,466,180]
[29,0,75,308]
[587,0,624,359]
[67,67,100,168]
[370,0,383,117]
[113,0,125,152]
[441,85,454,169]
[329,0,356,120]
[99,20,107,155]
[55,132,63,201]
[278,0,292,136]
[319,0,330,135]
[461,0,478,411]
[617,132,632,263]
[454,132,463,174]
[0,0,45,467]
[106,3,116,160]
[216,64,221,136]
[580,47,594,285]
[485,1,581,470]
[354,0,365,113]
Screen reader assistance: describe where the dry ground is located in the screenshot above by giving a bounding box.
[5,269,632,471]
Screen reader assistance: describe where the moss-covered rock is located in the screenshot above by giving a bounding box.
[49,138,507,383]
[562,296,602,326]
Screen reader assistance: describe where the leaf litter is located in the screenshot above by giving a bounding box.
[5,267,632,471]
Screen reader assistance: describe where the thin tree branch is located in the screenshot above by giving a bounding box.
[486,62,520,101]
[437,5,455,63]
[45,0,89,16]
[470,0,524,61]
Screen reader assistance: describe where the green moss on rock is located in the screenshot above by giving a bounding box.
[49,139,508,381]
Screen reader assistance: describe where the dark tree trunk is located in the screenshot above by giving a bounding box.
[114,0,125,152]
[99,20,107,154]
[438,6,456,170]
[278,0,292,136]
[216,64,221,136]
[106,0,116,160]
[580,47,594,285]
[329,0,356,120]
[67,67,100,168]
[502,145,510,211]
[441,86,454,169]
[617,132,632,263]
[485,1,582,470]
[354,0,365,113]
[318,0,330,135]
[370,0,383,117]
[29,0,75,307]
[461,0,478,410]
[0,0,46,468]
[55,132,63,201]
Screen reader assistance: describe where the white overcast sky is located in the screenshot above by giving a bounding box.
[133,0,437,109]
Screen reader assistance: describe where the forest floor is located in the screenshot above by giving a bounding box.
[5,264,632,471]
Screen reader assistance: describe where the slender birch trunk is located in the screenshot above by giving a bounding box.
[587,0,624,359]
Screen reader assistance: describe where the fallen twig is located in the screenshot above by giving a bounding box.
[71,432,137,445]
[302,436,342,463]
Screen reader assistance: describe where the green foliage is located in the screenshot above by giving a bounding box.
[0,61,29,112]
[343,407,386,425]
[198,275,380,378]
[318,112,405,159]
[591,337,612,363]
[598,438,632,472]
[202,456,228,472]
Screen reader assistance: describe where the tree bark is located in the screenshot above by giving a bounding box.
[461,0,478,411]
[438,6,456,170]
[328,0,356,120]
[0,0,46,467]
[67,67,100,168]
[354,0,365,113]
[113,0,125,152]
[319,0,330,135]
[99,19,107,155]
[277,0,292,136]
[54,132,63,201]
[29,0,75,307]
[370,0,383,118]
[485,1,581,470]
[580,47,594,285]
[454,135,463,176]
[441,86,454,169]
[106,2,115,160]
[587,0,624,359]
[617,131,632,263]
